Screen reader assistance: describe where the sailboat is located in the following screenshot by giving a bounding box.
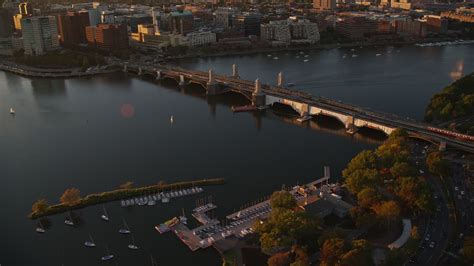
[101,206,109,222]
[9,107,15,115]
[36,220,45,233]
[150,255,158,266]
[84,234,96,247]
[127,234,139,250]
[119,217,131,234]
[64,212,75,226]
[170,115,174,124]
[101,245,114,261]
[179,208,188,225]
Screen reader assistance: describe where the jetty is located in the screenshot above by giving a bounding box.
[29,178,225,219]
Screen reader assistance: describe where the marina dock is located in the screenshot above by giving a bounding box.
[121,187,204,207]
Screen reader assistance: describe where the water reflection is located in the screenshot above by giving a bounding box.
[31,78,66,97]
[450,59,464,81]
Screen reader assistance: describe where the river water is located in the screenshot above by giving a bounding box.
[1,44,473,266]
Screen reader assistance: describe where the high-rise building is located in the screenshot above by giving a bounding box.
[215,7,238,29]
[87,9,101,26]
[261,18,320,45]
[233,13,261,36]
[58,11,90,46]
[18,2,32,16]
[0,8,13,38]
[85,23,128,50]
[169,10,194,35]
[21,16,60,55]
[313,0,336,11]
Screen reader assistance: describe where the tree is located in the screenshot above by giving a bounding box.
[463,236,474,263]
[268,252,291,266]
[31,199,49,213]
[60,188,81,206]
[270,190,297,210]
[320,238,346,266]
[371,200,400,227]
[357,188,381,209]
[119,181,134,189]
[291,245,309,266]
[426,152,450,177]
[390,162,415,178]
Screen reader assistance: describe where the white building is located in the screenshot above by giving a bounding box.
[21,16,59,56]
[186,31,216,46]
[261,18,320,45]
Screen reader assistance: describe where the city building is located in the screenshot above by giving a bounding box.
[21,16,60,55]
[85,23,128,50]
[127,14,153,33]
[186,31,216,46]
[0,8,13,38]
[425,15,448,33]
[395,19,427,38]
[215,7,239,29]
[391,0,412,10]
[233,13,261,36]
[18,2,32,15]
[336,15,377,39]
[441,7,474,23]
[313,0,336,11]
[87,8,101,26]
[169,10,194,35]
[58,11,90,46]
[261,18,320,45]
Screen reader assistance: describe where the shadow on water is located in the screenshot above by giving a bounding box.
[31,79,67,97]
[138,74,386,146]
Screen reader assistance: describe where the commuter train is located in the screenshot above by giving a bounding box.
[427,127,474,142]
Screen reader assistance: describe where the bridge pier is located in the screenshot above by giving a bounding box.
[206,68,221,95]
[277,71,284,87]
[179,74,186,86]
[252,78,266,107]
[232,64,239,79]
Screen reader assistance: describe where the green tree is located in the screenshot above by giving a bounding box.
[60,188,81,206]
[270,190,297,210]
[390,162,415,178]
[357,188,381,209]
[426,152,450,177]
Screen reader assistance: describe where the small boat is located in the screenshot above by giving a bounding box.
[231,105,257,113]
[101,206,109,222]
[273,57,279,60]
[376,53,382,56]
[147,200,156,206]
[286,82,295,87]
[304,55,309,58]
[350,48,355,52]
[101,246,114,261]
[36,220,45,233]
[119,217,131,234]
[352,54,358,58]
[296,56,300,59]
[155,217,179,234]
[170,115,174,124]
[179,208,188,225]
[303,59,309,63]
[267,54,272,57]
[128,234,139,250]
[299,51,304,54]
[84,234,96,247]
[10,107,15,115]
[64,212,75,227]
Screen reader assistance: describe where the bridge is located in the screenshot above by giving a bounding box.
[122,63,474,154]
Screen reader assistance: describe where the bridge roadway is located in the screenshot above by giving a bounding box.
[124,63,474,154]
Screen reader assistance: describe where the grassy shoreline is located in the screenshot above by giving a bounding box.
[29,178,225,219]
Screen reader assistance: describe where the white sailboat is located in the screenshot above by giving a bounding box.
[36,220,45,233]
[170,115,174,124]
[101,245,114,261]
[10,107,15,115]
[119,217,131,234]
[84,234,96,247]
[179,208,188,224]
[101,206,109,222]
[127,234,139,250]
[64,212,74,226]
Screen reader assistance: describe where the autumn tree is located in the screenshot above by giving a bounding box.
[371,200,400,227]
[31,199,49,214]
[119,181,134,189]
[268,252,291,266]
[426,151,450,177]
[320,238,346,266]
[60,188,81,206]
[357,188,381,209]
[463,236,474,263]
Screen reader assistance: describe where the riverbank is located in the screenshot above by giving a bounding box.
[29,178,225,219]
[165,37,469,61]
[0,60,116,78]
